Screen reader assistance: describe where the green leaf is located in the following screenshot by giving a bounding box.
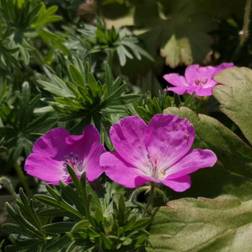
[42,222,75,234]
[160,35,180,68]
[38,76,74,98]
[68,64,85,87]
[160,35,193,67]
[164,106,252,199]
[71,219,90,233]
[116,46,128,66]
[45,235,71,251]
[35,194,81,218]
[149,195,252,252]
[5,202,44,239]
[214,67,252,145]
[32,3,62,29]
[178,37,193,65]
[38,29,68,55]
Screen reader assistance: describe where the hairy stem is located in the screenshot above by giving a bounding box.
[232,0,252,59]
[240,0,251,46]
[144,183,155,216]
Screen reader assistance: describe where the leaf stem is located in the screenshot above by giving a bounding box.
[232,0,251,59]
[15,161,32,197]
[240,0,251,46]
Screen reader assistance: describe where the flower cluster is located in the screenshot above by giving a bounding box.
[25,114,217,192]
[163,63,234,96]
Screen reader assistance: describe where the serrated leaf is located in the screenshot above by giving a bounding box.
[149,195,252,252]
[214,67,252,145]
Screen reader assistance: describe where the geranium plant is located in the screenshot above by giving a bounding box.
[1,0,252,252]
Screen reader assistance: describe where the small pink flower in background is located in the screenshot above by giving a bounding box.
[215,62,234,73]
[100,115,217,192]
[163,63,234,96]
[25,125,105,185]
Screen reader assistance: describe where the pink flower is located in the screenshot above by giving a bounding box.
[215,62,234,74]
[163,63,234,96]
[25,125,105,185]
[100,115,217,192]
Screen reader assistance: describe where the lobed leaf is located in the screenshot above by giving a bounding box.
[149,195,252,252]
[214,67,252,145]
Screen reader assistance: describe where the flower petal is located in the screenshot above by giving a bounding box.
[24,153,67,185]
[163,73,188,87]
[68,125,102,162]
[166,149,217,180]
[185,64,217,88]
[185,64,200,83]
[86,144,105,182]
[215,62,234,74]
[162,175,191,192]
[32,128,71,159]
[166,86,187,95]
[193,87,213,96]
[100,152,149,188]
[145,114,195,170]
[109,116,149,167]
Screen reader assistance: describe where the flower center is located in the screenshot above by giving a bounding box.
[194,78,208,86]
[139,155,167,181]
[64,153,86,178]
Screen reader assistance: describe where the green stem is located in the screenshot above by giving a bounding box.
[240,0,251,46]
[232,0,251,60]
[130,186,149,209]
[0,176,16,200]
[15,162,32,197]
[175,94,182,106]
[144,183,155,216]
[107,49,114,67]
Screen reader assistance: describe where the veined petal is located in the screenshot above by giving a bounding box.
[68,125,102,163]
[162,175,191,192]
[166,149,217,180]
[32,128,71,159]
[100,152,149,188]
[163,73,188,87]
[86,143,105,182]
[24,153,67,185]
[145,114,195,170]
[185,64,217,86]
[25,125,105,184]
[109,116,149,167]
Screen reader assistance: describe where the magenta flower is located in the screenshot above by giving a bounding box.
[25,125,105,185]
[100,115,217,192]
[163,63,234,96]
[215,62,234,73]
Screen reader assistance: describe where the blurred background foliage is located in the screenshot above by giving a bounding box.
[1,0,252,249]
